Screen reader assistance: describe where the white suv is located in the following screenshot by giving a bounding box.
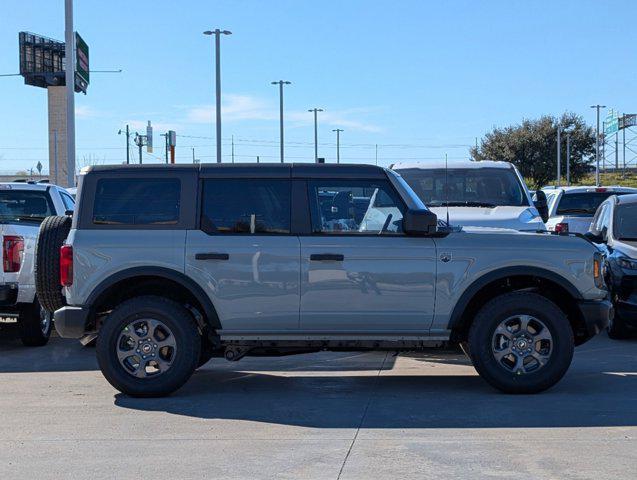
[542,186,637,234]
[392,161,545,231]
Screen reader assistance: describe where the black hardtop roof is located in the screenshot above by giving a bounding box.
[83,163,388,179]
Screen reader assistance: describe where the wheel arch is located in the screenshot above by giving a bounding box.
[448,266,590,345]
[86,266,221,331]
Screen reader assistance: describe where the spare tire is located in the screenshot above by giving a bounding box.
[35,215,72,312]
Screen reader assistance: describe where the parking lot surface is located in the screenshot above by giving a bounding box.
[0,328,635,480]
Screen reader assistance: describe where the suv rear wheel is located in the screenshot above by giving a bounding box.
[468,291,574,394]
[96,296,201,397]
[19,299,52,347]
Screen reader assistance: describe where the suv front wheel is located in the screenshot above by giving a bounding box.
[96,296,201,397]
[468,292,574,394]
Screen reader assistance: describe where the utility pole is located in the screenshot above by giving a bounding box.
[271,80,291,163]
[556,125,561,186]
[118,126,131,164]
[308,108,323,163]
[64,0,76,186]
[615,131,619,170]
[623,117,627,175]
[332,128,343,163]
[566,133,571,186]
[590,104,606,187]
[256,155,260,164]
[231,135,235,163]
[203,29,232,163]
[375,144,378,166]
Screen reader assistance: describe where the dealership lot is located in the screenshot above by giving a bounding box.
[0,328,635,480]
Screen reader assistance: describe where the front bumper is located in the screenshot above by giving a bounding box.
[577,299,613,337]
[54,306,90,338]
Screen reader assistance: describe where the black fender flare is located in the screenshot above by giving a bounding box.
[448,266,583,330]
[86,266,221,329]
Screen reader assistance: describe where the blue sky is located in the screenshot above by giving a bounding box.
[1,0,635,173]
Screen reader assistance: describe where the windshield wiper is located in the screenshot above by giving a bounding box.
[557,209,592,214]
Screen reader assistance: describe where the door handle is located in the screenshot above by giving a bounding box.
[310,253,344,261]
[195,252,230,260]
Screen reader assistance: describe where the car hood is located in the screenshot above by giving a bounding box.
[428,206,544,230]
[613,239,637,259]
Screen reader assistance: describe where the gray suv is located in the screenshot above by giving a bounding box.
[40,164,611,397]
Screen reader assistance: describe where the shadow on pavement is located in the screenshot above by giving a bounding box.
[114,336,637,430]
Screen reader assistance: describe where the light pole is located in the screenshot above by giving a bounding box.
[556,125,561,186]
[590,104,606,186]
[64,0,76,186]
[271,80,291,163]
[308,108,323,163]
[332,128,343,163]
[204,29,232,163]
[566,133,571,186]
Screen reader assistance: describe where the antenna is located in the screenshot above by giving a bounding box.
[445,153,450,226]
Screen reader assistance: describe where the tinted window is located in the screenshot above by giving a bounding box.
[309,180,404,234]
[201,179,290,234]
[556,192,632,216]
[615,204,637,240]
[397,168,528,208]
[93,178,180,225]
[60,192,75,211]
[0,190,53,222]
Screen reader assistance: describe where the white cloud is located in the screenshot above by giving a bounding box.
[75,105,99,118]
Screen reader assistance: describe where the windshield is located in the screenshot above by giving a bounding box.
[556,192,633,216]
[614,203,637,240]
[0,190,53,222]
[396,167,528,207]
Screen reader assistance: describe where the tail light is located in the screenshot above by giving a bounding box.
[60,244,73,287]
[3,235,24,273]
[554,222,569,234]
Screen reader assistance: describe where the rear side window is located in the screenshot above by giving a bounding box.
[556,192,632,216]
[201,179,291,234]
[0,190,53,222]
[93,178,180,225]
[60,192,75,211]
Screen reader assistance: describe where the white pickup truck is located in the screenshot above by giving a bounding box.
[0,182,75,346]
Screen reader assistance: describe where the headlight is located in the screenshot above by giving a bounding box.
[593,252,606,289]
[618,257,637,270]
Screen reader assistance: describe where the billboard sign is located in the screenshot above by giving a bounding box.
[74,32,89,93]
[18,32,65,89]
[620,114,637,130]
[604,110,619,135]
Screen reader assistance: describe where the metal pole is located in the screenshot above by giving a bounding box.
[566,133,571,186]
[308,108,323,163]
[64,0,76,186]
[53,129,58,184]
[231,135,235,163]
[164,133,168,164]
[556,125,561,186]
[615,132,619,170]
[271,81,291,163]
[126,125,130,164]
[591,105,606,187]
[192,147,195,163]
[214,31,222,163]
[623,120,627,175]
[138,141,142,164]
[332,128,343,163]
[375,144,378,166]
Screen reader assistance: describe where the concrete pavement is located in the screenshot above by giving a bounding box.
[0,326,635,479]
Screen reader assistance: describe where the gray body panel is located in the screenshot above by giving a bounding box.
[299,235,436,332]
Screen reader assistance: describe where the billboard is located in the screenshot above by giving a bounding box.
[18,31,89,93]
[620,114,637,130]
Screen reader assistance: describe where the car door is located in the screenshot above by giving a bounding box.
[299,178,437,333]
[185,176,300,332]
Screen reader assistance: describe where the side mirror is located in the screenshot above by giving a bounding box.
[533,190,549,223]
[584,231,604,243]
[601,225,609,242]
[403,209,437,236]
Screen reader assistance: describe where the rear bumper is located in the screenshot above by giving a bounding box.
[577,299,613,337]
[0,283,18,307]
[53,306,90,338]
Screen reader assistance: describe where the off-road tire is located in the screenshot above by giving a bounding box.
[96,296,201,397]
[469,291,574,394]
[35,215,72,312]
[19,299,52,347]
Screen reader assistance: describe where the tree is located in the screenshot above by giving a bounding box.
[470,113,596,188]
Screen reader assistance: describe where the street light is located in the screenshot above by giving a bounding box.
[590,104,606,186]
[332,128,343,163]
[271,80,291,163]
[308,108,323,163]
[204,29,232,163]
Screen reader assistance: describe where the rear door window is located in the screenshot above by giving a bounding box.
[201,179,291,234]
[93,178,180,225]
[556,192,632,216]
